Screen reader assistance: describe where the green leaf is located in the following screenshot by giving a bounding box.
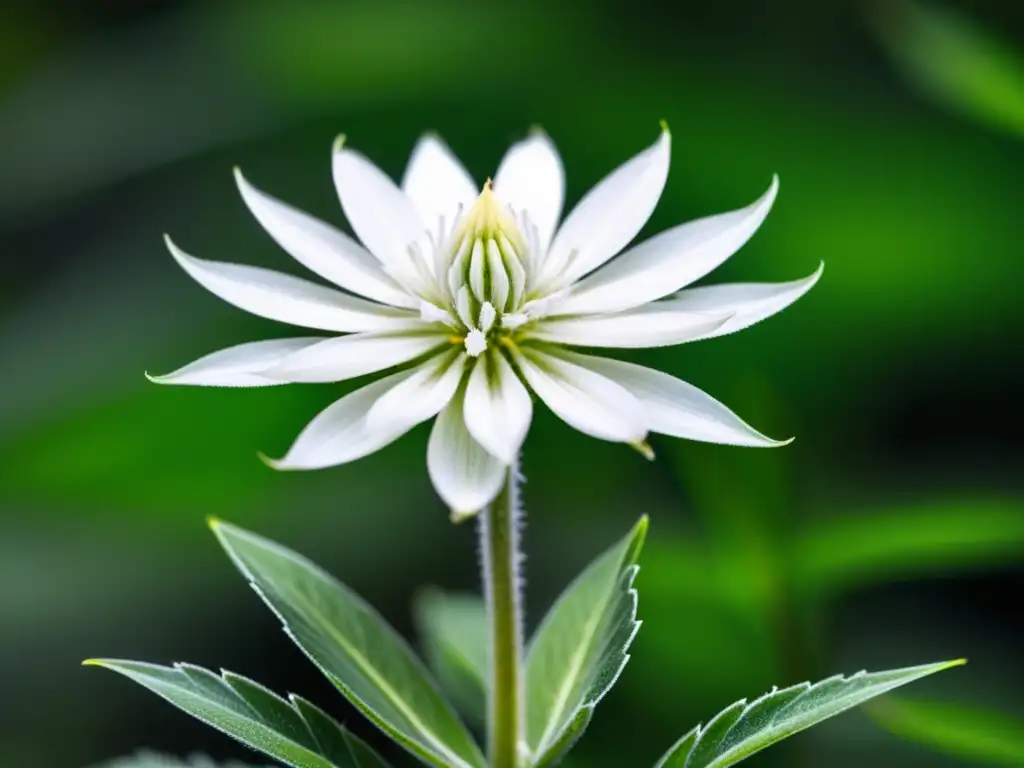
[872,1,1024,139]
[413,588,488,725]
[868,696,1024,766]
[792,500,1024,596]
[84,660,390,768]
[653,660,965,768]
[525,515,648,765]
[530,709,592,768]
[210,520,485,768]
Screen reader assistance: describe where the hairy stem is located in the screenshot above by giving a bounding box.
[479,460,524,768]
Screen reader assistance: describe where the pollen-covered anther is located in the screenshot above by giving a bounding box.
[464,329,488,357]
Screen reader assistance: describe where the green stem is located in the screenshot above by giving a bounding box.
[480,460,524,768]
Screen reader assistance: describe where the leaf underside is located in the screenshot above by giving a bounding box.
[210,519,485,768]
[525,516,648,766]
[655,659,966,768]
[85,660,392,768]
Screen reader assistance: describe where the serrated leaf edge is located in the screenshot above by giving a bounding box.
[211,521,484,768]
[528,519,646,761]
[86,660,352,768]
[654,660,966,768]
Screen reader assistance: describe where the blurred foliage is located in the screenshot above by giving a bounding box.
[869,697,1024,766]
[414,590,489,727]
[872,1,1024,138]
[97,754,269,768]
[0,0,1021,766]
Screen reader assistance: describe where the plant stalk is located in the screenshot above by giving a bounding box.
[479,460,524,768]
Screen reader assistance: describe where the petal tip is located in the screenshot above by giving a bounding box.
[332,133,347,154]
[658,118,671,138]
[163,233,189,264]
[449,507,481,524]
[631,439,656,460]
[143,370,170,385]
[257,450,288,470]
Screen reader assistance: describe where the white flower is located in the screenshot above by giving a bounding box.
[151,127,821,519]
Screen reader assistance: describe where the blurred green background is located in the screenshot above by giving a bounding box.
[0,0,1021,766]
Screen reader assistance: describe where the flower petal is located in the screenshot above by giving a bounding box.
[428,386,505,517]
[493,130,564,253]
[267,369,423,471]
[234,168,416,309]
[512,347,646,444]
[364,349,466,433]
[146,338,326,387]
[261,331,448,383]
[658,262,824,340]
[332,140,426,275]
[166,236,422,333]
[556,176,779,314]
[541,127,670,288]
[463,351,533,463]
[401,134,478,229]
[560,351,789,447]
[529,307,731,348]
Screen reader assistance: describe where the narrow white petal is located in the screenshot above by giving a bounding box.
[365,349,466,433]
[529,307,731,348]
[234,169,416,309]
[659,262,824,340]
[542,128,670,288]
[420,300,454,325]
[557,176,779,314]
[166,236,421,333]
[261,331,448,383]
[332,142,426,274]
[513,348,646,444]
[478,302,497,333]
[147,338,325,387]
[455,286,474,328]
[469,239,486,303]
[267,370,421,470]
[428,387,505,517]
[486,238,510,310]
[463,352,533,463]
[560,351,788,447]
[500,233,527,307]
[493,131,564,252]
[401,134,478,228]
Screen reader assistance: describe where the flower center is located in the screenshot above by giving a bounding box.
[440,183,536,357]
